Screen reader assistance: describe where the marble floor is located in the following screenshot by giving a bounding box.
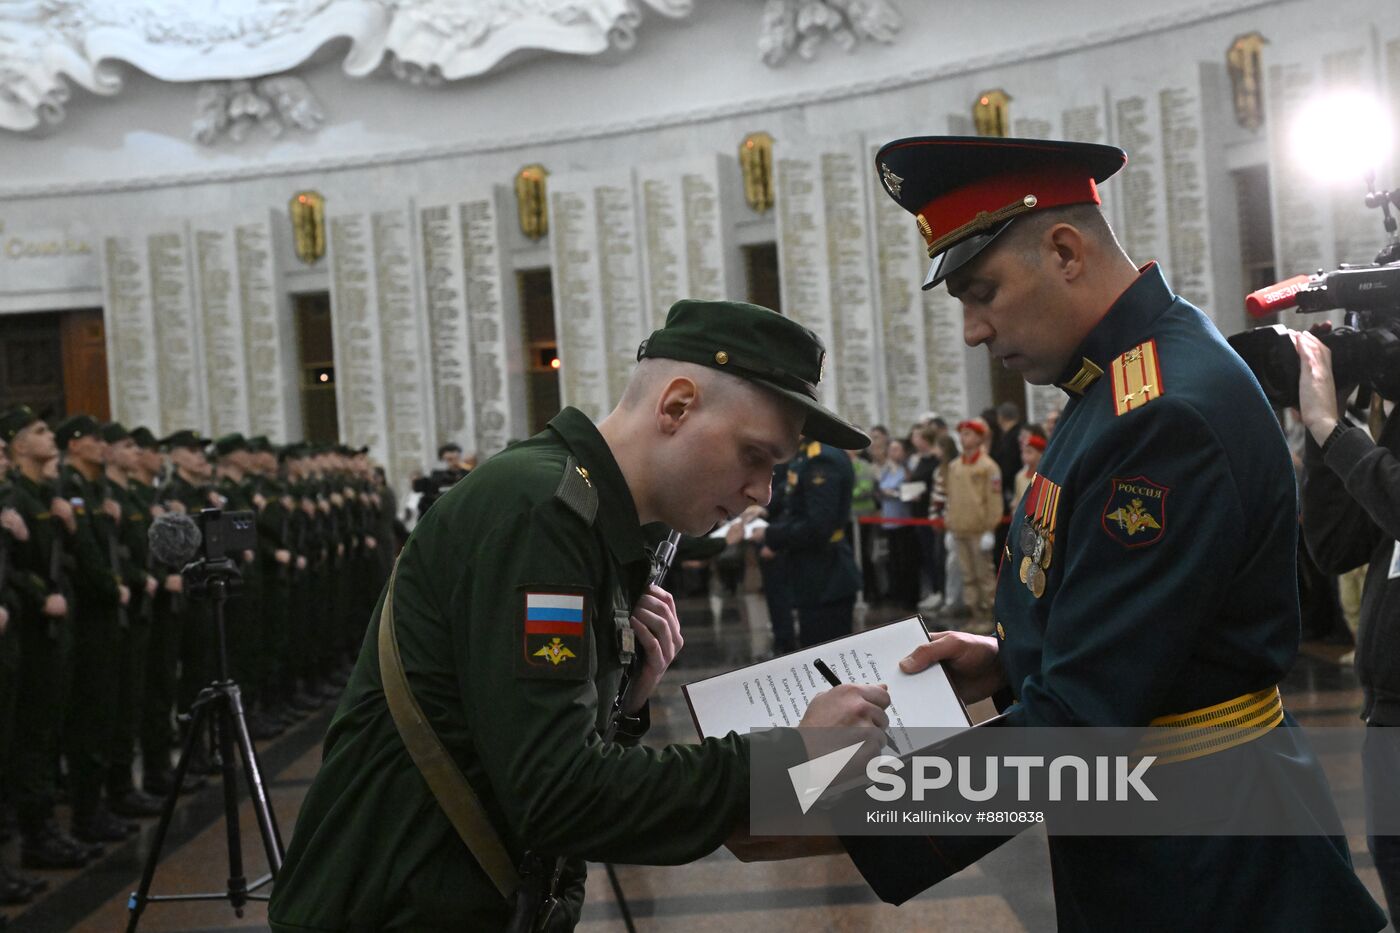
[3,570,1393,933]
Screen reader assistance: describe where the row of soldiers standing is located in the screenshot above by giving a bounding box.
[0,406,397,904]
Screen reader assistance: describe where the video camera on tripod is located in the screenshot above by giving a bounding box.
[1229,183,1400,408]
[148,507,257,595]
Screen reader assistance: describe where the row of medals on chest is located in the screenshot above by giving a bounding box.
[1017,476,1057,599]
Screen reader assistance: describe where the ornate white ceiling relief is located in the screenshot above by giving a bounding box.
[757,0,902,66]
[192,76,325,145]
[0,0,697,134]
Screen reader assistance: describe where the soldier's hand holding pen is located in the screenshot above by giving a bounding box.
[620,584,682,715]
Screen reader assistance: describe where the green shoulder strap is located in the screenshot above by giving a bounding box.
[377,561,521,900]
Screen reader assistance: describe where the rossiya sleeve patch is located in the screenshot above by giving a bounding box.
[516,586,592,681]
[1100,475,1169,548]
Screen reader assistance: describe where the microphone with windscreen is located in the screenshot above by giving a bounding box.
[148,512,203,568]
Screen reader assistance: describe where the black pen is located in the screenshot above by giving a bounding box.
[813,656,897,752]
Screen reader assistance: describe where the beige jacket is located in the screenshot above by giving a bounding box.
[944,450,1003,534]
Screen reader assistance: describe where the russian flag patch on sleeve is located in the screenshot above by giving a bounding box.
[517,588,591,680]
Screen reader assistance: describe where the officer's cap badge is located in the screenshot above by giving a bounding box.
[880,163,903,198]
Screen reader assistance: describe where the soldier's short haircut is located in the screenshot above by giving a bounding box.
[618,358,802,428]
[1004,202,1119,262]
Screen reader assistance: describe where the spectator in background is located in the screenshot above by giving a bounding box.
[943,418,1001,630]
[848,447,879,605]
[930,433,963,618]
[878,439,919,611]
[1043,406,1061,438]
[991,402,1024,493]
[1014,425,1048,502]
[865,425,890,461]
[907,426,944,611]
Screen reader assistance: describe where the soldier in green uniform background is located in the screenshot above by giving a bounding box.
[55,415,133,844]
[269,299,891,932]
[751,438,861,648]
[0,438,49,903]
[157,430,219,774]
[1,408,95,869]
[248,435,300,727]
[99,422,165,818]
[130,426,204,797]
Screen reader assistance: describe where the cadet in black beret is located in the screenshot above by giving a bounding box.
[270,299,886,933]
[845,136,1386,932]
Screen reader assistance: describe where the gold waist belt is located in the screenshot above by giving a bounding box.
[1137,686,1284,765]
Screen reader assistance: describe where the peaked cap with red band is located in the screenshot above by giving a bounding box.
[874,136,1126,289]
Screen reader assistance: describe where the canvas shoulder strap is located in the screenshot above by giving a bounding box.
[377,562,520,899]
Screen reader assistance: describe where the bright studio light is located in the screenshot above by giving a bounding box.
[1291,91,1394,184]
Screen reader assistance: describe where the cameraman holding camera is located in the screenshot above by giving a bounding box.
[1295,329,1400,921]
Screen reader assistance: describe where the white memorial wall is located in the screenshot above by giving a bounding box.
[25,0,1398,490]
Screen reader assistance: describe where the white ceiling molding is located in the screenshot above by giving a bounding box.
[757,0,903,66]
[0,0,697,134]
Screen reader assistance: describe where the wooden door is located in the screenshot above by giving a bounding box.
[60,309,110,420]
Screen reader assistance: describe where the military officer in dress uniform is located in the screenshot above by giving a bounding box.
[751,439,860,648]
[269,299,889,932]
[841,137,1387,930]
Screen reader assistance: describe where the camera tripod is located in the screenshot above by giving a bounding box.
[125,559,285,932]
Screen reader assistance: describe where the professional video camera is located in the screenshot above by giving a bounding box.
[1229,183,1400,409]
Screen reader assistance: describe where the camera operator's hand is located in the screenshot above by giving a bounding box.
[164,574,183,594]
[1,506,29,542]
[621,585,682,715]
[1292,330,1342,445]
[118,584,130,606]
[43,593,67,618]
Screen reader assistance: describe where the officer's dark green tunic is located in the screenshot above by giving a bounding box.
[845,264,1387,930]
[270,408,751,932]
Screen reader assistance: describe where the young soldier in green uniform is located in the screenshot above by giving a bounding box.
[0,408,96,868]
[212,433,278,738]
[750,439,861,647]
[0,439,49,903]
[247,436,300,725]
[128,426,203,797]
[99,422,165,818]
[269,299,891,932]
[158,430,219,773]
[54,414,134,843]
[843,136,1386,930]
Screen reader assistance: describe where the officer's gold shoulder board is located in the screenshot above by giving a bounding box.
[517,586,591,681]
[806,441,821,458]
[1109,339,1164,416]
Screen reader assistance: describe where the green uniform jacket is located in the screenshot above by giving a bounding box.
[56,465,121,610]
[270,408,751,932]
